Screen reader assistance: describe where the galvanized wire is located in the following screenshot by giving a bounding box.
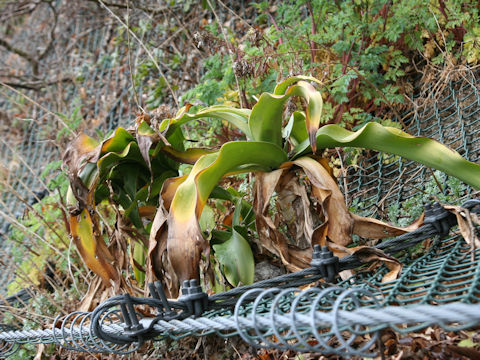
[0,214,479,357]
[1,286,479,358]
[1,2,480,358]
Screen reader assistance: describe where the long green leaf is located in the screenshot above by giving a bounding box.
[101,128,134,154]
[162,146,216,165]
[249,81,323,152]
[274,75,322,95]
[294,122,480,189]
[176,141,287,217]
[70,209,118,284]
[167,141,286,282]
[158,105,252,138]
[212,226,254,286]
[283,111,309,146]
[131,240,146,285]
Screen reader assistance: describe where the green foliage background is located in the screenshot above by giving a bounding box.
[1,3,479,353]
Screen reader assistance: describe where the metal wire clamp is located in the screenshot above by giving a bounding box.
[310,244,340,283]
[91,279,211,347]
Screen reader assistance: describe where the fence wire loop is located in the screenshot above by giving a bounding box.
[1,199,480,358]
[232,286,382,356]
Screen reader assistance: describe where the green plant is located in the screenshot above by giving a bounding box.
[55,104,83,141]
[386,170,468,227]
[3,155,83,299]
[177,0,479,134]
[64,75,480,295]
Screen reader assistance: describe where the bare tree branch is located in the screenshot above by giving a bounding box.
[38,1,58,61]
[0,1,60,74]
[0,38,36,64]
[0,76,72,91]
[84,0,177,14]
[0,1,37,22]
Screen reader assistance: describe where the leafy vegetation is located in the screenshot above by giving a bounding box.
[63,75,480,296]
[182,0,479,131]
[1,1,480,358]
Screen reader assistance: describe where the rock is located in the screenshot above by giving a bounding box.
[254,261,285,282]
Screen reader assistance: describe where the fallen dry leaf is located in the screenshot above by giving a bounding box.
[329,242,403,282]
[352,212,425,239]
[353,246,403,283]
[447,344,480,359]
[444,205,480,249]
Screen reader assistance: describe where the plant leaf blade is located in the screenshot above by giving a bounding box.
[294,122,480,189]
[212,226,254,286]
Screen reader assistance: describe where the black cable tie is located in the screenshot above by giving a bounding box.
[310,244,339,283]
[424,202,456,236]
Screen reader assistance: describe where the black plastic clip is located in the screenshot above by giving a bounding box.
[178,279,208,317]
[311,244,339,283]
[120,293,147,339]
[424,202,456,236]
[148,281,177,319]
[92,282,188,346]
[93,292,160,345]
[118,284,178,343]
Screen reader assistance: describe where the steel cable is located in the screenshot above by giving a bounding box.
[1,287,480,357]
[1,200,479,357]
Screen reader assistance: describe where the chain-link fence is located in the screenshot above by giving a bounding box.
[0,1,479,358]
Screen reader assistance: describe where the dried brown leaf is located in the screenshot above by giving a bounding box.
[352,212,425,238]
[276,171,314,249]
[447,344,480,359]
[256,169,284,214]
[161,176,187,211]
[63,134,101,210]
[327,242,402,282]
[136,131,154,174]
[78,277,102,312]
[252,156,424,276]
[146,199,168,283]
[352,246,403,283]
[294,157,424,247]
[254,170,293,268]
[289,157,354,246]
[167,212,209,283]
[444,205,480,248]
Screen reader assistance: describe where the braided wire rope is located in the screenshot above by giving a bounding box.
[1,3,480,358]
[0,287,479,357]
[0,199,478,357]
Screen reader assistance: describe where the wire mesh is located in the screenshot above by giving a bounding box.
[345,71,480,220]
[1,283,479,358]
[0,1,479,358]
[341,233,480,306]
[0,3,147,288]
